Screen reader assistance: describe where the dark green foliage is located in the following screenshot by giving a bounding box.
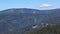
[25,25,60,34]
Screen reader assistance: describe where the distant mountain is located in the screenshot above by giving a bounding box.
[0,8,60,34]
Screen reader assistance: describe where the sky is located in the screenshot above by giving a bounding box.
[0,0,60,10]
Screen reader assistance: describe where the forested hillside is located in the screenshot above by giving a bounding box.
[25,24,60,34]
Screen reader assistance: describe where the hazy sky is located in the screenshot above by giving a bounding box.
[0,0,60,10]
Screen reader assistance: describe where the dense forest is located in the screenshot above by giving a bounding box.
[25,24,60,34]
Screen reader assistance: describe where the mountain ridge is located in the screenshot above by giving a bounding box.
[0,8,60,34]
